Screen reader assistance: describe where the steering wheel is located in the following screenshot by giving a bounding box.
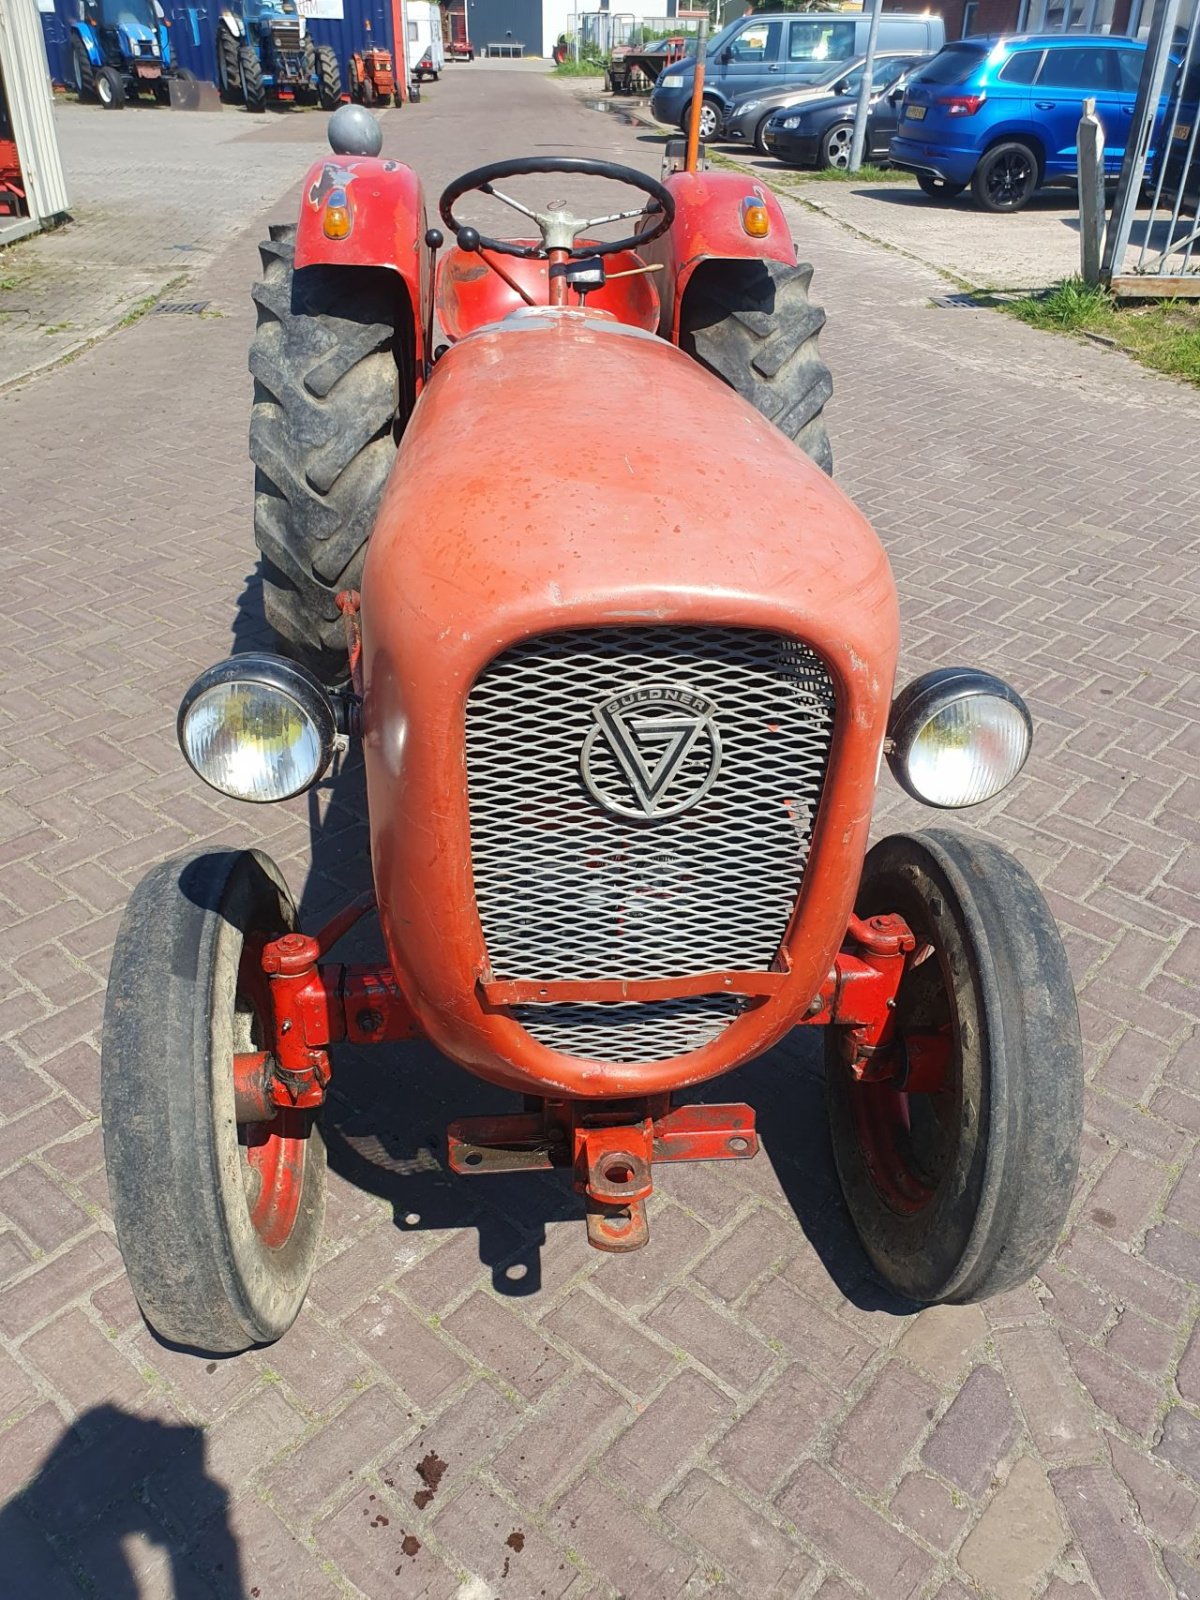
[439,156,676,261]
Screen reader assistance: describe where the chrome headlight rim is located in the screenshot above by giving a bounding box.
[886,667,1032,810]
[177,651,337,804]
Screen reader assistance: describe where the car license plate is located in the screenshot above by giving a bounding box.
[1174,122,1192,141]
[906,104,926,121]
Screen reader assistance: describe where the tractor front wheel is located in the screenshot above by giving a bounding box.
[679,258,833,475]
[826,830,1082,1304]
[72,40,96,100]
[96,66,126,109]
[314,42,342,110]
[250,224,410,682]
[239,42,266,112]
[217,22,242,99]
[101,849,326,1353]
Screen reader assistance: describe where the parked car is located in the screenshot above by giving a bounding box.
[724,52,926,155]
[890,34,1156,212]
[763,58,927,169]
[649,11,945,142]
[1152,45,1200,214]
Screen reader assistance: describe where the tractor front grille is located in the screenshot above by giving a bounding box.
[465,626,836,1064]
[271,23,303,51]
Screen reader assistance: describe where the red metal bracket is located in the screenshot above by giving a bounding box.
[447,1097,758,1253]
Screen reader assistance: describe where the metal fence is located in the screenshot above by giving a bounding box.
[1103,0,1200,289]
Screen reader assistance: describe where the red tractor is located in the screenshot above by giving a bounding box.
[101,108,1082,1353]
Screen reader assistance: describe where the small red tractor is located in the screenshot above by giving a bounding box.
[346,21,397,107]
[101,104,1082,1353]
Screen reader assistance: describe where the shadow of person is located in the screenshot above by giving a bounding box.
[230,564,272,656]
[2,1404,241,1598]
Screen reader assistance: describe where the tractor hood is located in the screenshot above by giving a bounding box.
[359,308,899,1099]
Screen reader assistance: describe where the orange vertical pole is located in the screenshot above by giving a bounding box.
[684,19,709,174]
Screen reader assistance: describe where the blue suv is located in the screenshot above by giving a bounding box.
[890,35,1151,212]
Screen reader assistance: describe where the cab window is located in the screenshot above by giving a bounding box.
[788,20,855,63]
[998,51,1041,85]
[1115,49,1145,93]
[729,21,781,62]
[1035,47,1118,91]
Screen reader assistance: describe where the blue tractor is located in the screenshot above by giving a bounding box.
[216,0,342,113]
[70,0,197,109]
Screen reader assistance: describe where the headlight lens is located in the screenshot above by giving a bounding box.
[661,73,683,88]
[887,669,1032,808]
[178,654,336,803]
[781,116,801,129]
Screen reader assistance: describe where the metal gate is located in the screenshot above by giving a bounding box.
[1103,0,1200,291]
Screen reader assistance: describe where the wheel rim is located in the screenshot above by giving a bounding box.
[98,75,112,104]
[986,151,1032,207]
[700,105,716,139]
[234,934,308,1249]
[827,125,853,170]
[846,938,960,1216]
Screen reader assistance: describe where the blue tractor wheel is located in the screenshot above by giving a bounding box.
[239,43,266,112]
[72,38,96,100]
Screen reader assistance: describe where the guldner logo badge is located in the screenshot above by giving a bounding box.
[580,685,722,820]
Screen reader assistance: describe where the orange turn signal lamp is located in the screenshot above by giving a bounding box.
[741,196,770,238]
[323,188,353,240]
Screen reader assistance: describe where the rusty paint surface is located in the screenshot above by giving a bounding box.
[359,312,898,1100]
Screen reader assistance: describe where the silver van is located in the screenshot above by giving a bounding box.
[648,11,947,139]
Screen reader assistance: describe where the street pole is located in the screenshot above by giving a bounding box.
[685,17,710,175]
[848,0,883,173]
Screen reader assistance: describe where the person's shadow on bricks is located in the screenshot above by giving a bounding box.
[1,1403,242,1598]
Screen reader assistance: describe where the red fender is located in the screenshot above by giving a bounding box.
[642,169,798,340]
[294,154,432,385]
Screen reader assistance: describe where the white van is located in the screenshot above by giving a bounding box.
[406,1,445,81]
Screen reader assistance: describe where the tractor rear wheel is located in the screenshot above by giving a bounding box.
[679,258,833,475]
[314,42,342,109]
[239,42,266,112]
[217,22,241,99]
[96,66,126,109]
[101,848,325,1353]
[250,224,411,683]
[72,40,96,100]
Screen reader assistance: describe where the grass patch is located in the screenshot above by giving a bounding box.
[1003,275,1200,385]
[553,59,606,76]
[800,162,913,184]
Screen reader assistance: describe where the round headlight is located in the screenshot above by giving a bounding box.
[886,668,1032,809]
[178,654,336,803]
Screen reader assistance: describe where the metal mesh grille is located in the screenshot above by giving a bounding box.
[465,626,836,1061]
[271,23,303,49]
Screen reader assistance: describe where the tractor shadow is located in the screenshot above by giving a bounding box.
[1,1404,242,1597]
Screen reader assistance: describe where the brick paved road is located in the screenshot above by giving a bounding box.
[1,63,1199,1600]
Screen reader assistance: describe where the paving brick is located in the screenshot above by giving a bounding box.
[1040,1265,1113,1338]
[0,1504,87,1600]
[1154,1406,1200,1487]
[22,1308,143,1419]
[309,1224,430,1317]
[0,1162,92,1253]
[382,1378,520,1510]
[41,1041,101,1115]
[646,1286,774,1392]
[743,1274,874,1388]
[711,1361,840,1497]
[1108,1432,1200,1547]
[0,1230,120,1338]
[1178,1320,1200,1407]
[1104,1309,1177,1381]
[258,1314,373,1416]
[832,1361,939,1495]
[997,1326,1099,1466]
[315,1484,457,1600]
[777,1460,933,1600]
[1143,1220,1200,1283]
[268,1386,414,1521]
[1067,1339,1163,1440]
[1058,1231,1189,1326]
[1081,1149,1170,1242]
[958,1456,1066,1600]
[551,1473,695,1598]
[895,1303,987,1383]
[587,1202,710,1308]
[0,1097,85,1177]
[0,1401,66,1501]
[598,1368,733,1504]
[664,1469,812,1597]
[543,1289,675,1399]
[0,1228,34,1286]
[431,1478,579,1598]
[392,1220,520,1316]
[441,1290,567,1399]
[921,1365,1018,1498]
[1052,1465,1171,1600]
[192,1492,344,1600]
[149,1385,305,1534]
[891,1470,969,1552]
[690,1206,799,1303]
[493,1371,627,1508]
[343,1292,469,1411]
